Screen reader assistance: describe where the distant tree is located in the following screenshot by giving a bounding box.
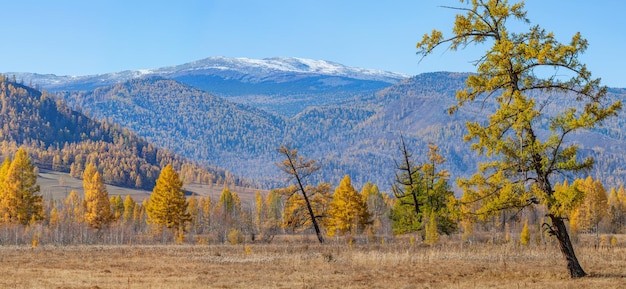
[146,164,190,238]
[122,195,136,224]
[326,175,371,237]
[570,177,607,234]
[277,145,326,243]
[281,184,331,235]
[416,0,620,278]
[361,182,390,235]
[260,189,283,242]
[2,148,44,225]
[0,157,12,222]
[520,220,530,246]
[83,163,113,230]
[606,186,626,233]
[110,195,124,221]
[390,139,455,236]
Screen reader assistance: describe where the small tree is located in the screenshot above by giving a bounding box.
[326,175,371,237]
[2,148,44,225]
[83,163,113,230]
[391,138,455,236]
[146,164,190,239]
[277,145,326,243]
[520,220,530,246]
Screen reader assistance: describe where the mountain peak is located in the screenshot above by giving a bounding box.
[8,56,409,91]
[157,56,409,83]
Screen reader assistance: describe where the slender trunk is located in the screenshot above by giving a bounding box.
[301,189,324,244]
[549,215,586,278]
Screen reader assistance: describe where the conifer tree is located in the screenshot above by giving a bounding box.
[63,190,84,225]
[122,195,136,224]
[326,175,371,237]
[277,145,327,243]
[2,148,43,225]
[146,164,190,236]
[416,0,620,278]
[520,220,530,246]
[83,163,113,230]
[424,211,439,245]
[0,157,12,222]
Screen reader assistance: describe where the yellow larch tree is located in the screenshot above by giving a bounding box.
[2,148,44,225]
[417,0,620,278]
[520,219,530,246]
[146,164,190,237]
[122,195,136,224]
[570,177,607,234]
[0,157,12,222]
[326,175,371,237]
[63,190,84,225]
[83,163,113,230]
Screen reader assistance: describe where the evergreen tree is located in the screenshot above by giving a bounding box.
[122,195,136,224]
[146,164,190,235]
[83,163,113,230]
[326,175,371,237]
[2,148,43,225]
[520,220,530,246]
[0,157,12,222]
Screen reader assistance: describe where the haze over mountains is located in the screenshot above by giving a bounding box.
[5,57,626,192]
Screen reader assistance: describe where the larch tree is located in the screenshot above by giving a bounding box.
[416,0,621,277]
[2,148,44,225]
[326,175,371,237]
[83,163,113,230]
[277,145,326,243]
[570,177,607,234]
[390,139,455,236]
[0,157,12,222]
[146,164,190,237]
[122,195,136,224]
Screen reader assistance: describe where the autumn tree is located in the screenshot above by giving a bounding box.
[146,164,190,238]
[277,145,326,243]
[606,186,626,233]
[260,189,283,242]
[281,184,331,235]
[361,182,390,235]
[326,175,371,237]
[1,148,44,225]
[570,177,607,235]
[83,163,113,230]
[122,195,136,224]
[390,139,455,236]
[417,0,621,277]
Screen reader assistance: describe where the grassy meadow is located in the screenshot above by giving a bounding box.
[1,235,624,289]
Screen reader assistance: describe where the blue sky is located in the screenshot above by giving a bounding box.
[1,1,624,87]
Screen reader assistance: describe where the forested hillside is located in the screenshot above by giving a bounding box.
[54,72,626,192]
[0,77,228,190]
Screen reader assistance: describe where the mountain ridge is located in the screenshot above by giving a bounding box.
[6,56,408,92]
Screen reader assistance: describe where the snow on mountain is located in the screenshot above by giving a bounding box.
[156,56,409,83]
[6,56,409,91]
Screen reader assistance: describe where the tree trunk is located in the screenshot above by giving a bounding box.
[549,215,586,278]
[302,190,324,244]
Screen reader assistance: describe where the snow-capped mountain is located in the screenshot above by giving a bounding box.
[7,56,409,92]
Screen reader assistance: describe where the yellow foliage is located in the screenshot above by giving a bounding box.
[326,175,371,237]
[520,220,530,246]
[83,163,113,230]
[146,164,190,234]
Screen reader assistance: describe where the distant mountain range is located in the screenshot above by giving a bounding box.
[5,57,626,192]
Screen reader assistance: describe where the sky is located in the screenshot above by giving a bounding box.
[0,0,624,87]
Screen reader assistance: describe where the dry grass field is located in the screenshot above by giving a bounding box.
[1,237,625,289]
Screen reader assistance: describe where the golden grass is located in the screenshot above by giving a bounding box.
[1,239,624,289]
